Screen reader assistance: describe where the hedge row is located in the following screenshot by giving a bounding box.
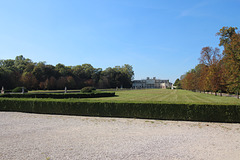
[0,99,240,123]
[0,92,115,99]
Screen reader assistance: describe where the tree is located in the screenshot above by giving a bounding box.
[56,77,67,89]
[91,68,102,87]
[207,62,220,95]
[56,63,71,77]
[32,62,47,82]
[173,78,181,89]
[20,72,38,90]
[66,76,76,89]
[199,47,221,66]
[101,65,134,88]
[14,55,32,73]
[0,55,134,90]
[198,64,209,92]
[120,64,134,88]
[98,76,110,89]
[217,59,227,95]
[222,32,240,98]
[199,46,222,94]
[216,26,238,48]
[0,59,15,69]
[181,70,196,91]
[217,26,240,98]
[44,76,57,90]
[0,67,19,89]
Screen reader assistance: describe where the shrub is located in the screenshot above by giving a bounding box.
[0,99,240,123]
[81,87,96,93]
[0,92,115,99]
[12,87,28,93]
[4,90,12,93]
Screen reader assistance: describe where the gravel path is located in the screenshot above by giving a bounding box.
[0,112,240,160]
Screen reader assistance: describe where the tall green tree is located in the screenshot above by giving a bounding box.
[14,55,32,73]
[216,26,238,47]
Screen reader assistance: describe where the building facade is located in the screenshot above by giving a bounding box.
[132,77,172,89]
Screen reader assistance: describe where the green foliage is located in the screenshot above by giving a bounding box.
[100,64,134,88]
[181,26,240,95]
[81,87,96,93]
[12,87,28,93]
[0,98,239,123]
[216,26,238,47]
[173,78,181,89]
[1,89,240,122]
[0,55,134,90]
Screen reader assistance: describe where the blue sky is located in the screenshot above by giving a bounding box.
[0,0,240,83]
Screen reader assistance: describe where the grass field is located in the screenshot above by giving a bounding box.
[75,89,240,105]
[4,89,240,105]
[2,89,240,122]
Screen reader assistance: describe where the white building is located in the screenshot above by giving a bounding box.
[132,77,172,89]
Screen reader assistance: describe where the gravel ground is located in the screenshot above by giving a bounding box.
[0,112,240,160]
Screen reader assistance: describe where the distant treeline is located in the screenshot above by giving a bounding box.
[178,26,240,97]
[0,56,134,90]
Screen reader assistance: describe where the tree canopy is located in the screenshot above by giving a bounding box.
[180,26,240,98]
[0,56,134,90]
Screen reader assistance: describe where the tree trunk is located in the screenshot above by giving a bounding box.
[220,92,222,96]
[215,92,217,96]
[237,91,239,99]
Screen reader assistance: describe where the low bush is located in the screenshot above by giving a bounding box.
[12,87,28,93]
[0,92,115,99]
[0,99,239,123]
[81,87,96,93]
[4,90,12,93]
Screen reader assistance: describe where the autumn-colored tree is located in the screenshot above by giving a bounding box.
[181,70,196,91]
[66,76,76,89]
[49,76,57,89]
[198,46,222,94]
[43,78,50,90]
[207,62,220,95]
[198,65,209,92]
[179,26,240,97]
[39,82,45,90]
[56,76,67,89]
[20,72,38,90]
[44,76,57,90]
[217,59,227,95]
[216,26,240,97]
[222,33,240,98]
[84,79,93,87]
[1,55,134,90]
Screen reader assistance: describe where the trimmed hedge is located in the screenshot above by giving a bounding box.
[12,87,28,93]
[81,87,96,93]
[0,99,240,123]
[0,92,115,99]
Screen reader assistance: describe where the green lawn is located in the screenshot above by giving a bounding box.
[4,89,240,105]
[76,89,240,105]
[2,89,240,122]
